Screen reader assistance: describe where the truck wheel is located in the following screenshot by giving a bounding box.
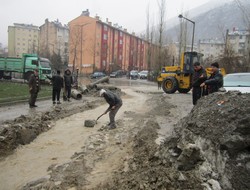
[162,77,178,94]
[178,88,190,93]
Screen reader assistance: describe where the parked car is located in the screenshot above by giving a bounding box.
[90,72,106,79]
[223,73,250,93]
[138,70,148,79]
[110,70,123,78]
[130,70,139,80]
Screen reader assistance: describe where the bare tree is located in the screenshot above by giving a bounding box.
[157,0,167,70]
[69,26,81,73]
[235,0,250,30]
[235,0,250,71]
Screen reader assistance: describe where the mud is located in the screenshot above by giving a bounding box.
[0,80,249,190]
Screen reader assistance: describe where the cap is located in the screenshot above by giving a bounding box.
[100,89,106,96]
[211,62,219,68]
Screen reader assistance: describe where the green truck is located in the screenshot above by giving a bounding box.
[0,53,51,81]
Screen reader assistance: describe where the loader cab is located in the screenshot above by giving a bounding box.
[182,52,204,74]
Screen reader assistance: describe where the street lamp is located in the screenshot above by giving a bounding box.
[178,14,195,52]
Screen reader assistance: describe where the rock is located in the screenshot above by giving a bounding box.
[178,172,186,181]
[84,120,96,127]
[207,179,221,190]
[0,136,5,141]
[54,181,62,186]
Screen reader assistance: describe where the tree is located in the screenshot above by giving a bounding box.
[235,0,250,71]
[50,52,63,71]
[69,26,82,73]
[157,0,167,70]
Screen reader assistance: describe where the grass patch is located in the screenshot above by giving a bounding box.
[0,81,52,103]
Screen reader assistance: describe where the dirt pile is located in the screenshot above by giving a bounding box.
[100,91,250,190]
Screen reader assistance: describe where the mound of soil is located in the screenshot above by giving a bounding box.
[101,91,250,190]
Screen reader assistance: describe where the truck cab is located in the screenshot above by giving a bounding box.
[0,54,52,81]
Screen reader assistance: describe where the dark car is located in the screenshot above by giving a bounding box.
[130,70,139,80]
[90,72,106,79]
[110,70,123,78]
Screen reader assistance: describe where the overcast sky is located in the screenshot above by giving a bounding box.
[0,0,211,46]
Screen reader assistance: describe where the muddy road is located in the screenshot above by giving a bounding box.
[0,78,193,190]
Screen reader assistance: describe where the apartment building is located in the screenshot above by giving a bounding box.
[226,28,250,57]
[39,19,69,64]
[8,23,39,57]
[68,10,153,75]
[198,39,225,60]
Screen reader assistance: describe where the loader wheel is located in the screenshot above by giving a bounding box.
[178,88,190,93]
[162,77,178,94]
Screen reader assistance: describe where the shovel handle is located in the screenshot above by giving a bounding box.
[96,113,105,121]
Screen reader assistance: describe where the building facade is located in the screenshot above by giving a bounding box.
[68,10,154,75]
[198,39,225,61]
[8,23,39,57]
[226,28,250,57]
[39,19,69,65]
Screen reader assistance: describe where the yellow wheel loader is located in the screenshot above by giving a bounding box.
[157,52,226,94]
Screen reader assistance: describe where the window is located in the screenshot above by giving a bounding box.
[104,25,108,31]
[103,34,107,40]
[120,40,123,45]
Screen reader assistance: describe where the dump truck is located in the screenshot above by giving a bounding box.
[157,51,226,94]
[0,53,51,81]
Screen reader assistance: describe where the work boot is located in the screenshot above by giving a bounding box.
[109,125,117,130]
[57,101,61,104]
[53,101,56,105]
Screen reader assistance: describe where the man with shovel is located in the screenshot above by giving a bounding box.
[100,89,122,129]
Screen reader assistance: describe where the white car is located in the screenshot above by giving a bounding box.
[223,73,250,93]
[138,70,148,79]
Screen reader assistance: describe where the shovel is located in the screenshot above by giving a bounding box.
[96,113,106,123]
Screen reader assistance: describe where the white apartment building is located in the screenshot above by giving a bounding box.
[198,39,225,60]
[227,29,250,57]
[8,23,39,57]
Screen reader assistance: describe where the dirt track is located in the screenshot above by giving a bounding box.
[0,79,193,190]
[2,78,248,190]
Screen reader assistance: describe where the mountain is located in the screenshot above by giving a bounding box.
[165,0,250,43]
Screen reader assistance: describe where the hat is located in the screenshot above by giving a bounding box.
[194,62,200,66]
[211,62,219,68]
[100,89,106,96]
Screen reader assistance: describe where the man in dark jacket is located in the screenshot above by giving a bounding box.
[100,89,123,129]
[47,70,64,104]
[192,62,207,105]
[29,69,40,108]
[200,62,223,94]
[64,69,73,101]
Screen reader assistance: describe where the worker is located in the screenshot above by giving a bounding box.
[64,69,73,101]
[192,62,207,105]
[47,70,64,104]
[200,62,223,94]
[28,69,40,108]
[100,89,123,129]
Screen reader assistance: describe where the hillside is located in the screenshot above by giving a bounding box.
[165,0,249,43]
